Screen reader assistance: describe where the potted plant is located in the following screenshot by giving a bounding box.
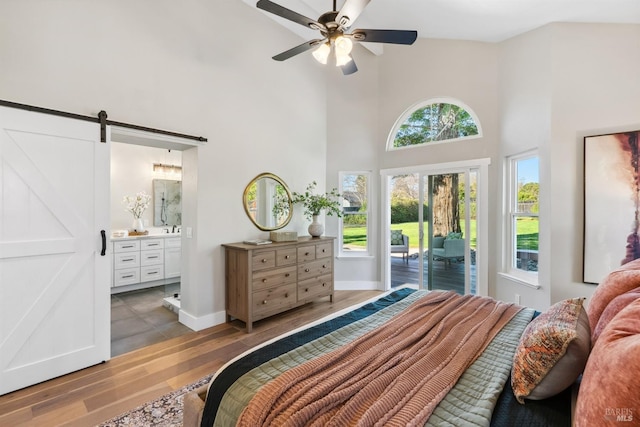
[123,191,151,233]
[286,181,342,237]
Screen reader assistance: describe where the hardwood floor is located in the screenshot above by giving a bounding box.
[0,290,381,427]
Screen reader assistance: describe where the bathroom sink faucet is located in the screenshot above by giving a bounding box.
[172,225,177,233]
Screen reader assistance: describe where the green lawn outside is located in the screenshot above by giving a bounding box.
[343,218,539,250]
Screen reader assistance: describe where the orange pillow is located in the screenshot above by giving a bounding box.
[587,258,640,344]
[575,298,640,426]
[592,286,640,344]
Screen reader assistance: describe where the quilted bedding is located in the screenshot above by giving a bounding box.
[198,288,570,426]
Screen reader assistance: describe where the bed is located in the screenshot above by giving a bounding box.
[184,261,640,427]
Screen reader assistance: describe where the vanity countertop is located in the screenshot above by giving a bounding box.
[111,233,181,242]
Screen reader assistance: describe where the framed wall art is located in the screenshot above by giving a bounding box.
[584,129,640,284]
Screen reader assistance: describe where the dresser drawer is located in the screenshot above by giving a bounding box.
[298,274,333,301]
[114,268,140,287]
[114,252,140,269]
[276,248,297,266]
[253,266,297,291]
[298,258,332,281]
[252,250,276,271]
[141,239,164,250]
[315,242,332,259]
[297,245,316,262]
[253,283,296,319]
[141,249,164,266]
[113,240,140,253]
[140,265,164,282]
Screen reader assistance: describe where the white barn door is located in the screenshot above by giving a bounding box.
[0,106,110,394]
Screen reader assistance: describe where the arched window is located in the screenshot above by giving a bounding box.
[388,98,482,150]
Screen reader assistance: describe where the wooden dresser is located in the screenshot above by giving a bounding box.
[222,236,335,332]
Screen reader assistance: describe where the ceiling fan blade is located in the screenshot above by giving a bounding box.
[257,0,326,31]
[272,39,325,61]
[341,58,358,75]
[352,29,418,45]
[335,0,371,28]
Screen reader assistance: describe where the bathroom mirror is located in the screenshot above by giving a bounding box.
[153,179,182,226]
[243,172,293,231]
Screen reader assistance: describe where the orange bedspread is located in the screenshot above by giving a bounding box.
[237,291,522,427]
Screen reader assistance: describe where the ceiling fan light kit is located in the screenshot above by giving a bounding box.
[256,0,417,75]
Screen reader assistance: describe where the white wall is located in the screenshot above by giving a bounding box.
[496,26,553,310]
[0,0,328,329]
[496,23,640,311]
[548,24,640,306]
[327,38,500,289]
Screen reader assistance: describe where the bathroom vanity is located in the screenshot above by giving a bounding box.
[111,233,181,293]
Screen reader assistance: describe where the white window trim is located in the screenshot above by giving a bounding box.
[386,97,483,152]
[503,150,540,287]
[380,158,490,295]
[338,171,372,258]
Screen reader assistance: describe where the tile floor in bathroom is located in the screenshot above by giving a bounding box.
[110,283,193,357]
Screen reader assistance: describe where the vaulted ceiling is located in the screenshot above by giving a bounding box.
[244,0,640,55]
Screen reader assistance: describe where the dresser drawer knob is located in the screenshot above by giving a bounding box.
[305,268,310,272]
[261,258,267,263]
[285,293,289,298]
[285,255,290,259]
[322,249,326,253]
[262,300,268,304]
[305,252,310,256]
[285,273,290,277]
[322,283,326,287]
[262,278,267,283]
[305,288,309,292]
[323,264,327,268]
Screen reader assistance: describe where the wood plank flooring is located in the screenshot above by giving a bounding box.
[0,290,381,427]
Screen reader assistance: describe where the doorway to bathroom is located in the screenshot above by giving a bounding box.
[109,127,198,356]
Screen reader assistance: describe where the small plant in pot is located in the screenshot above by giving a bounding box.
[287,181,342,237]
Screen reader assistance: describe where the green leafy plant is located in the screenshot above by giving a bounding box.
[289,181,343,221]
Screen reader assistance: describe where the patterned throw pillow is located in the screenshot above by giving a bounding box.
[511,297,590,403]
[445,232,462,240]
[390,230,404,245]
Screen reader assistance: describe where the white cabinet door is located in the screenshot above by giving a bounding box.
[0,106,109,395]
[164,245,181,279]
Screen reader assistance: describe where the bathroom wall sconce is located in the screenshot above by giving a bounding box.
[153,163,182,175]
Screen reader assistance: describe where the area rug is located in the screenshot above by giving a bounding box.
[98,374,213,427]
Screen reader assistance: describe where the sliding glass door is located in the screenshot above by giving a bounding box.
[387,162,485,295]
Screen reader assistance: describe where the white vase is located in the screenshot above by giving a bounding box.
[308,214,324,237]
[132,218,145,232]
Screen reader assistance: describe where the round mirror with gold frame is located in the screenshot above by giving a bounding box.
[243,172,293,231]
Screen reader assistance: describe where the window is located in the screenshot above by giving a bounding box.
[506,152,539,280]
[339,172,371,256]
[388,98,481,150]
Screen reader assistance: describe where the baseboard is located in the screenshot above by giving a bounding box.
[334,281,381,291]
[179,308,227,331]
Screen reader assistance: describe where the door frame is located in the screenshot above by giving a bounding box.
[108,125,204,330]
[380,158,490,294]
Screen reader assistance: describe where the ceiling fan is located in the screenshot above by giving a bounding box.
[256,0,418,75]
